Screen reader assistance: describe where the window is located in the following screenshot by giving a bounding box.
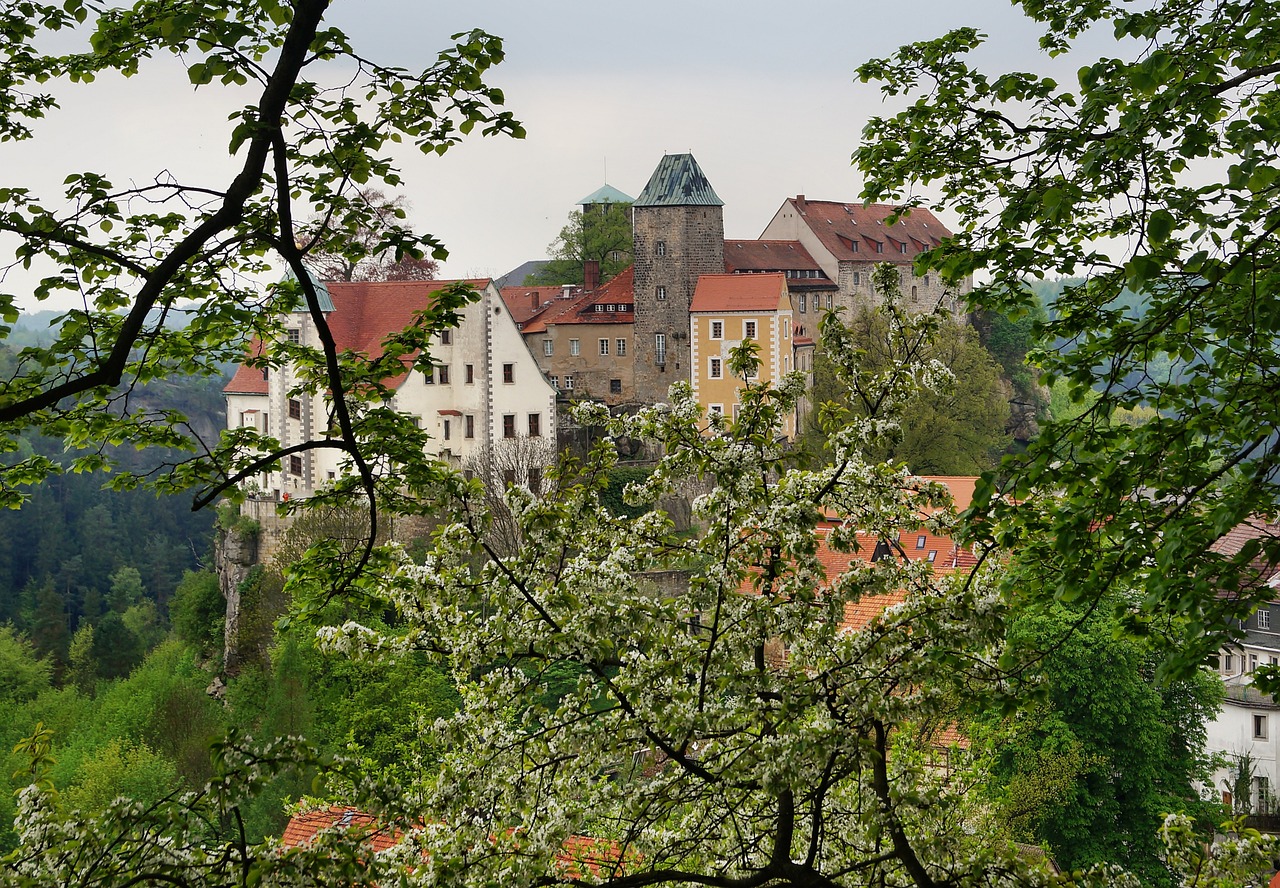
[502,363,514,384]
[1251,653,1259,672]
[827,294,834,310]
[911,286,918,302]
[503,469,517,487]
[528,467,542,494]
[464,469,474,481]
[799,294,807,313]
[875,241,884,253]
[423,367,434,384]
[550,375,559,389]
[440,330,451,345]
[288,398,301,419]
[287,328,301,344]
[564,375,575,390]
[655,240,666,257]
[443,419,451,441]
[528,413,541,437]
[708,404,724,416]
[900,242,908,253]
[616,338,626,356]
[709,357,722,379]
[1225,653,1235,672]
[466,363,474,384]
[916,535,927,549]
[1256,714,1269,739]
[465,414,475,438]
[744,320,757,339]
[543,340,553,356]
[570,339,580,356]
[1260,609,1272,630]
[289,455,303,475]
[656,286,666,301]
[610,379,622,395]
[923,275,930,287]
[655,333,667,365]
[599,338,610,356]
[926,550,938,563]
[437,365,450,385]
[502,415,515,438]
[853,272,861,285]
[710,320,724,340]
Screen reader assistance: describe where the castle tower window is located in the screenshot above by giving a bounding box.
[288,398,302,419]
[287,328,301,344]
[655,333,667,366]
[656,241,667,257]
[656,286,667,301]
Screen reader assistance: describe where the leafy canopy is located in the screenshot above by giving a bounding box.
[857,0,1280,674]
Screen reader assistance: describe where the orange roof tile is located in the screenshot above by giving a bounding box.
[280,806,402,853]
[787,198,951,266]
[690,273,787,313]
[279,807,628,877]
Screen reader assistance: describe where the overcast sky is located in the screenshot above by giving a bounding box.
[3,1,1073,305]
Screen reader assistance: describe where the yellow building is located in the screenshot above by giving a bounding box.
[689,273,801,437]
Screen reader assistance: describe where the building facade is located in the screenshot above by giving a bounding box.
[759,197,968,316]
[688,273,803,438]
[225,277,556,499]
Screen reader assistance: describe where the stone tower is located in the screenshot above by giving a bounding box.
[631,154,725,404]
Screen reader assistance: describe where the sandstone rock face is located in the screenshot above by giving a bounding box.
[215,524,259,675]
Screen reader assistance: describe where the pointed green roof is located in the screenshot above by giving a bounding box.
[577,183,633,206]
[634,154,723,207]
[280,265,334,312]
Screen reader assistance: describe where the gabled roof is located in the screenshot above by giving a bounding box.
[227,279,490,393]
[280,806,401,853]
[723,240,823,272]
[500,285,570,327]
[784,198,951,265]
[280,266,335,312]
[506,267,636,334]
[224,338,268,395]
[634,154,723,207]
[324,279,490,367]
[690,273,787,313]
[578,183,633,206]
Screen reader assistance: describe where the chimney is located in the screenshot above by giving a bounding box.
[584,260,601,292]
[561,284,574,299]
[796,194,806,214]
[530,292,538,312]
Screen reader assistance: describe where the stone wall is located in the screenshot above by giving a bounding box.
[632,204,725,404]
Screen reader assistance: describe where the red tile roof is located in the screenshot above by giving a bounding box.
[224,338,269,394]
[690,273,787,313]
[507,266,635,334]
[786,198,951,265]
[324,279,490,363]
[224,279,490,393]
[724,240,823,272]
[500,285,569,326]
[279,807,627,877]
[280,806,402,854]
